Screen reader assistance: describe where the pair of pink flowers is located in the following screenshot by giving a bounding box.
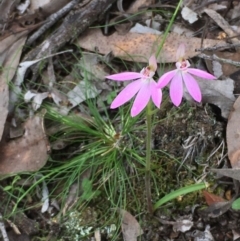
[106,44,216,117]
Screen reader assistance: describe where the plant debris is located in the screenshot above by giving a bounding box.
[1,0,240,240]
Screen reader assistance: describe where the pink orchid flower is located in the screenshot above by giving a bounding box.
[106,55,162,117]
[157,44,216,106]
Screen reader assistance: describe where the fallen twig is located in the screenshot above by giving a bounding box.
[24,0,117,81]
[27,0,80,45]
[0,213,9,241]
[196,43,240,52]
[198,53,240,67]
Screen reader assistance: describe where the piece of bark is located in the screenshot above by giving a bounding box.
[24,0,117,75]
[26,0,79,46]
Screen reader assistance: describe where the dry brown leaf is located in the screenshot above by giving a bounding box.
[203,191,226,206]
[211,168,240,181]
[62,169,91,215]
[200,200,233,218]
[0,31,27,63]
[0,76,9,142]
[0,113,49,176]
[0,33,28,141]
[233,229,240,241]
[204,9,240,46]
[78,28,225,63]
[227,95,240,168]
[116,209,143,241]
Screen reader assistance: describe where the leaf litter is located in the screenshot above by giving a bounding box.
[0,112,49,176]
[116,208,143,241]
[227,95,240,168]
[78,28,225,63]
[1,0,240,240]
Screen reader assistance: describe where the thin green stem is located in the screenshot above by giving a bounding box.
[155,0,183,58]
[145,102,153,214]
[144,0,183,213]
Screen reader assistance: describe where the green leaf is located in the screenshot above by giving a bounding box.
[232,198,240,210]
[107,91,117,105]
[3,186,12,191]
[154,182,207,210]
[81,178,100,201]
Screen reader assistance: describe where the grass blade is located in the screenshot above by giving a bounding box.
[154,182,207,210]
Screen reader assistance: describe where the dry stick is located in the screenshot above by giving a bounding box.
[6,219,21,235]
[25,0,117,60]
[0,213,9,241]
[196,43,240,52]
[24,0,117,80]
[26,0,81,45]
[198,53,240,67]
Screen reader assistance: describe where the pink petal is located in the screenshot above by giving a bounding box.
[150,80,162,108]
[110,79,142,109]
[183,72,202,102]
[106,72,142,81]
[170,72,183,106]
[157,70,176,88]
[131,82,151,117]
[149,55,157,71]
[187,68,216,80]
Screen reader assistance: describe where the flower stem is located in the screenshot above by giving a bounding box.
[155,0,183,58]
[145,102,153,214]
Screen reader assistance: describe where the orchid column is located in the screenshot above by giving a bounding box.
[106,56,162,213]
